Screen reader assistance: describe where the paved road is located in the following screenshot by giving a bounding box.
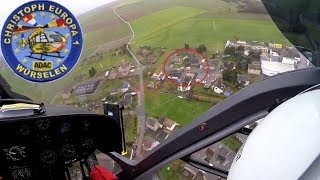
[114,8,146,159]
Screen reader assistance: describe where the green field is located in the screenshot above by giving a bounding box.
[145,91,212,125]
[132,6,207,41]
[117,0,238,21]
[132,15,290,51]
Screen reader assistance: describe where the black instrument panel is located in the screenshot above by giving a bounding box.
[0,113,122,180]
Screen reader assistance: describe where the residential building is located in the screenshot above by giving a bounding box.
[185,57,200,67]
[119,81,131,93]
[186,72,195,78]
[119,93,132,108]
[225,40,268,53]
[117,60,131,76]
[110,89,118,95]
[152,68,165,80]
[109,72,117,79]
[127,89,138,96]
[204,79,212,88]
[142,138,160,152]
[248,62,261,75]
[167,70,182,80]
[147,55,157,64]
[237,74,252,86]
[270,51,280,61]
[204,75,218,88]
[146,117,163,132]
[196,72,207,83]
[208,60,219,70]
[216,146,229,164]
[183,163,205,180]
[212,78,225,94]
[179,76,192,92]
[200,59,218,70]
[171,55,183,64]
[204,148,215,164]
[162,117,179,131]
[280,47,301,65]
[146,82,155,89]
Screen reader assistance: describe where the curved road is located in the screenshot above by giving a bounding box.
[114,8,146,159]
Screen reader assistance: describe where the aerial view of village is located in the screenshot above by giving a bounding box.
[0,0,312,179]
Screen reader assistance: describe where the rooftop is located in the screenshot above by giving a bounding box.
[168,70,182,78]
[171,56,183,63]
[120,81,130,89]
[185,57,200,65]
[147,55,156,63]
[146,117,159,127]
[153,68,163,76]
[163,118,177,129]
[181,76,191,86]
[74,79,101,96]
[280,47,300,59]
[214,78,224,90]
[196,72,206,81]
[248,63,261,71]
[142,137,159,151]
[261,60,295,73]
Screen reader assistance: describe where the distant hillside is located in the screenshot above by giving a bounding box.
[77,0,131,56]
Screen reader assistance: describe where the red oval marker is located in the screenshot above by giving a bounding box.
[163,48,209,87]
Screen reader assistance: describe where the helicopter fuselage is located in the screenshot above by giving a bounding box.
[28,28,67,54]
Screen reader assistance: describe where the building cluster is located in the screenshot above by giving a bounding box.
[226,40,310,77]
[142,116,180,153]
[105,60,135,79]
[148,53,225,93]
[107,81,138,108]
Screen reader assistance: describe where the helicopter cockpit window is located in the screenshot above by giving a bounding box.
[41,34,48,43]
[0,1,318,177]
[35,36,41,43]
[49,35,63,43]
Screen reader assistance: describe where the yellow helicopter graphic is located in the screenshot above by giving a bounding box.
[14,18,68,61]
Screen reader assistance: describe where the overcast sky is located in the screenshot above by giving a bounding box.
[0,0,118,29]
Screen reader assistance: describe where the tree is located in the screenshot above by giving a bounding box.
[89,67,96,77]
[235,46,245,57]
[224,46,236,56]
[247,49,261,62]
[197,44,207,53]
[240,59,249,69]
[223,70,237,84]
[184,43,190,49]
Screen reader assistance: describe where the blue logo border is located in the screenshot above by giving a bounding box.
[1,0,83,83]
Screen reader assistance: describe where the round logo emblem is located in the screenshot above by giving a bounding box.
[1,1,83,82]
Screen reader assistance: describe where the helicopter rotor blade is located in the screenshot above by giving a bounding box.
[43,18,67,28]
[13,26,37,34]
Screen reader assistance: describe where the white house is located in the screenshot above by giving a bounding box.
[212,79,225,94]
[152,68,165,80]
[163,118,179,131]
